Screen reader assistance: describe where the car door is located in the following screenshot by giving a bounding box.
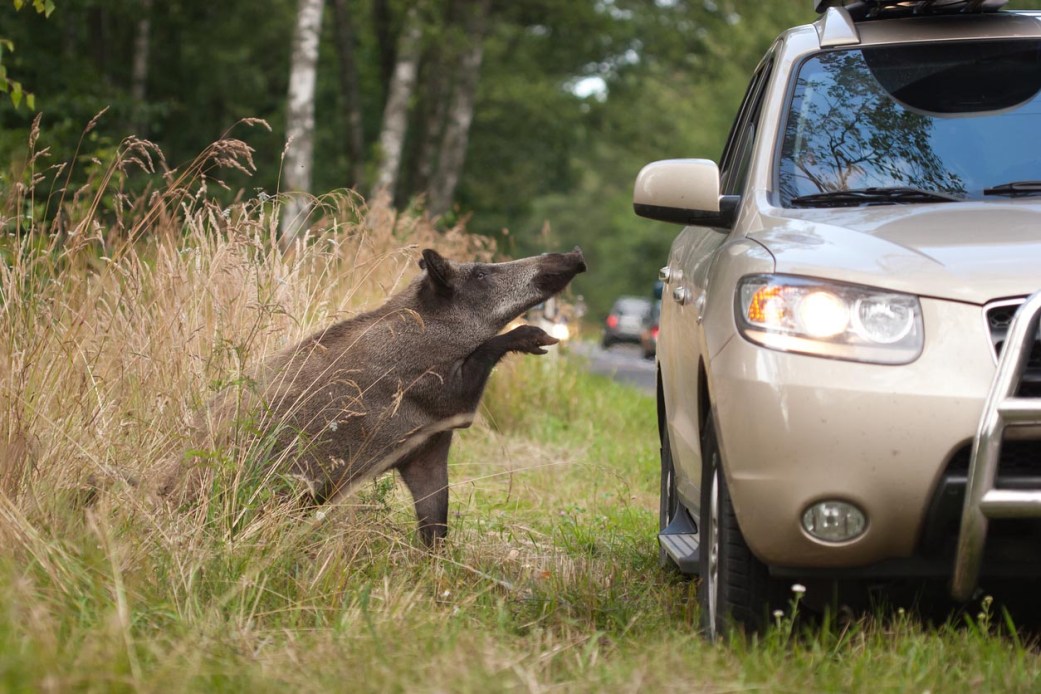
[660,50,777,512]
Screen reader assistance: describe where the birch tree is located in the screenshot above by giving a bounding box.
[371,3,423,199]
[409,0,460,198]
[426,0,490,217]
[281,0,325,247]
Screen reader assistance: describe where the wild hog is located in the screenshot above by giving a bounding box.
[166,247,586,545]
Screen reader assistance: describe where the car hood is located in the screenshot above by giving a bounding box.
[750,200,1041,305]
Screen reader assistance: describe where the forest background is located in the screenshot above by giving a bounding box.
[0,0,811,320]
[3,0,1040,318]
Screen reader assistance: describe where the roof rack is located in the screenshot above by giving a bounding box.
[814,0,1008,21]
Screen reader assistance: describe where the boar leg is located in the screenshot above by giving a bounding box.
[456,325,558,402]
[398,431,453,546]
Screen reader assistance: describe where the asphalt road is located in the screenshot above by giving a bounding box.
[569,340,656,395]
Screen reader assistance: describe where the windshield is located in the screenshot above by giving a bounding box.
[778,40,1041,207]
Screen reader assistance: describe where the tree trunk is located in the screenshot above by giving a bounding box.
[408,0,462,200]
[371,4,424,200]
[426,0,490,218]
[408,60,448,201]
[331,0,366,189]
[281,0,326,248]
[131,0,153,135]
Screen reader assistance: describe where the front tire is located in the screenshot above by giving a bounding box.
[698,413,778,639]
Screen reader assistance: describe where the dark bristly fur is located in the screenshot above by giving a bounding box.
[164,247,586,544]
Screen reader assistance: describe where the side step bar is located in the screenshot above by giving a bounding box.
[659,509,700,574]
[951,290,1041,601]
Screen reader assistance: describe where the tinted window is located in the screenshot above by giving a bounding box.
[778,40,1041,206]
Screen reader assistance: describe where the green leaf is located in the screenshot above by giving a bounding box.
[0,65,6,82]
[0,80,7,94]
[44,0,54,17]
[11,80,21,107]
[0,38,12,52]
[26,91,33,110]
[13,0,24,11]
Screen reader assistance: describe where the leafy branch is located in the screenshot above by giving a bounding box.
[2,0,56,110]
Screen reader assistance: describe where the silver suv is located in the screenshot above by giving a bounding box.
[634,0,1041,638]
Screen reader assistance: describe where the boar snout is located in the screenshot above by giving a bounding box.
[568,246,587,273]
[539,246,586,273]
[534,247,586,294]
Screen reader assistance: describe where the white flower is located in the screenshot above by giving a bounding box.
[328,421,338,432]
[791,583,807,595]
[773,610,784,619]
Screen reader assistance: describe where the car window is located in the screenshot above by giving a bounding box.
[721,53,776,196]
[777,39,1041,206]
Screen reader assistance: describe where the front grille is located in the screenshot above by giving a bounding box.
[985,299,1041,391]
[919,442,1041,559]
[947,440,1041,481]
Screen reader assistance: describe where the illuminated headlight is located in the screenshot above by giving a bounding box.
[547,322,571,341]
[736,275,923,364]
[802,501,867,543]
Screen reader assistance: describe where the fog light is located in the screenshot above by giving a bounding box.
[802,501,866,542]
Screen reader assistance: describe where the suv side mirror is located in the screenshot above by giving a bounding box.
[633,159,738,230]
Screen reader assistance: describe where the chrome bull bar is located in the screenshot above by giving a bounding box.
[951,290,1041,601]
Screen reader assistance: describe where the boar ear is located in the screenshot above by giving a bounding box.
[419,249,455,295]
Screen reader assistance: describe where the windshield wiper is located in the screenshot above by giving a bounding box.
[790,187,962,208]
[983,181,1041,198]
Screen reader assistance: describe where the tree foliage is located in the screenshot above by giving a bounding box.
[1,0,57,110]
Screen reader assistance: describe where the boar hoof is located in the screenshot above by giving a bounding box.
[507,325,559,355]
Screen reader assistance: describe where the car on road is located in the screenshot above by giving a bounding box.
[634,0,1041,638]
[602,296,652,348]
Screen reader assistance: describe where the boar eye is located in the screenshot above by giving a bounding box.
[474,270,487,280]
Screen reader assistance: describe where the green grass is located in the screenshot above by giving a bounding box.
[2,128,1039,691]
[1,356,1039,692]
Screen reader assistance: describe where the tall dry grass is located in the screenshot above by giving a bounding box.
[0,119,526,687]
[2,115,493,494]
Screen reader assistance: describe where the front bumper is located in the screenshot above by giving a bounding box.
[710,297,1003,569]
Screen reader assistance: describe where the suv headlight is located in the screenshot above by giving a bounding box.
[736,275,923,364]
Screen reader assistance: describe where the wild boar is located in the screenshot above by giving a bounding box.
[165,247,586,545]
